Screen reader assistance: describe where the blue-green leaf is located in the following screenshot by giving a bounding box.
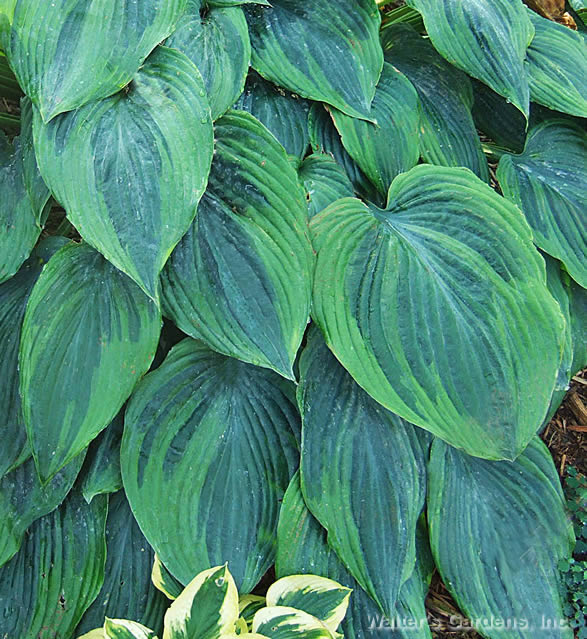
[298,154,354,219]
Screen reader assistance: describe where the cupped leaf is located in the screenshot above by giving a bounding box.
[310,165,565,460]
[0,236,68,478]
[276,474,433,639]
[4,0,188,121]
[239,595,266,627]
[76,491,168,637]
[525,9,587,117]
[299,328,426,618]
[266,576,350,634]
[497,120,586,288]
[161,110,313,379]
[104,619,158,639]
[80,413,124,504]
[428,437,575,639]
[245,0,383,119]
[33,46,214,298]
[152,555,184,601]
[382,24,489,181]
[330,62,420,196]
[405,0,534,116]
[162,565,239,639]
[307,104,382,205]
[121,338,300,591]
[166,3,250,120]
[253,607,333,639]
[0,451,85,567]
[0,490,108,639]
[19,242,161,483]
[234,72,310,158]
[298,154,354,219]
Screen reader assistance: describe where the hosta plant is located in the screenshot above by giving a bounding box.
[0,1,585,638]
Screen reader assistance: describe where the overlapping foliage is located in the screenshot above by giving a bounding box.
[0,1,585,638]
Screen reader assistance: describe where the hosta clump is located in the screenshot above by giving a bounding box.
[0,1,585,638]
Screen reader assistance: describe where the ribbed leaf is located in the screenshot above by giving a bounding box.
[234,72,311,158]
[266,576,350,634]
[81,413,124,504]
[4,0,188,121]
[210,0,270,5]
[121,338,300,590]
[167,3,250,120]
[525,9,587,117]
[152,555,184,601]
[162,565,239,639]
[33,46,214,297]
[104,619,158,639]
[330,63,420,196]
[428,438,574,639]
[20,242,161,483]
[76,491,167,636]
[276,474,433,639]
[298,154,354,219]
[299,328,426,618]
[310,165,565,460]
[0,451,85,567]
[497,120,586,288]
[245,0,383,120]
[0,490,108,639]
[406,0,534,116]
[253,607,333,639]
[0,237,68,478]
[382,24,489,181]
[0,102,49,282]
[161,111,313,379]
[307,104,382,205]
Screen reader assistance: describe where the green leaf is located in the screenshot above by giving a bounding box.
[161,111,314,379]
[33,46,214,298]
[166,3,250,120]
[76,491,167,636]
[428,437,575,639]
[77,630,107,639]
[210,0,270,6]
[162,565,239,639]
[245,0,383,120]
[276,473,433,639]
[382,24,489,182]
[266,576,350,634]
[0,104,49,282]
[298,154,354,219]
[0,236,68,478]
[330,62,420,196]
[0,490,108,639]
[152,555,184,601]
[19,242,161,483]
[0,451,85,567]
[299,328,426,618]
[525,10,587,118]
[405,0,534,116]
[310,165,565,460]
[104,619,158,639]
[234,72,311,158]
[121,338,300,591]
[4,0,188,121]
[497,119,586,288]
[80,413,124,504]
[253,607,334,639]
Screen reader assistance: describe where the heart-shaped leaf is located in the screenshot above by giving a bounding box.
[4,0,188,121]
[245,0,383,120]
[33,46,214,298]
[20,242,161,483]
[0,490,107,639]
[310,165,565,460]
[298,154,354,219]
[330,62,420,196]
[121,338,300,591]
[161,110,314,379]
[406,0,534,116]
[428,437,574,639]
[167,2,250,120]
[382,24,489,182]
[299,328,426,618]
[497,120,586,288]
